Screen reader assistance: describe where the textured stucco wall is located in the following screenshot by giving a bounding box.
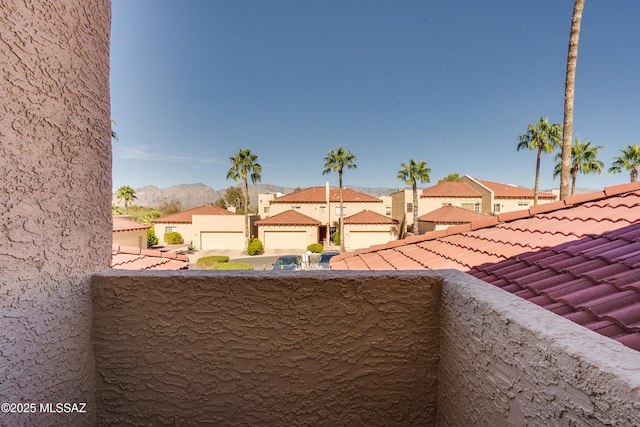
[92,271,442,426]
[437,270,640,426]
[0,1,111,425]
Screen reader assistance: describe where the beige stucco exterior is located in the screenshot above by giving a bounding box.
[343,223,399,251]
[257,225,319,250]
[0,1,111,424]
[154,214,246,249]
[113,228,147,249]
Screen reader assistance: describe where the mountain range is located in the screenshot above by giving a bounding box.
[126,183,399,210]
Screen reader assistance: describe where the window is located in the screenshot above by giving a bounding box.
[406,203,413,213]
[292,205,301,210]
[461,203,474,211]
[164,226,176,233]
[518,202,530,208]
[263,206,270,214]
[320,206,326,215]
[494,204,501,214]
[442,203,452,207]
[335,206,346,216]
[475,203,480,213]
[386,207,391,216]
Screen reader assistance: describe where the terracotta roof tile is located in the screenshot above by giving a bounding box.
[255,209,321,226]
[420,181,481,198]
[153,205,236,224]
[344,210,397,224]
[418,205,491,223]
[330,185,640,352]
[111,244,189,270]
[112,216,151,231]
[479,180,556,199]
[271,186,381,204]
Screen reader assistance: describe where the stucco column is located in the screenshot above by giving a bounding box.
[0,1,111,425]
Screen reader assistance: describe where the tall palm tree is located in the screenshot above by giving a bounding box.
[560,0,586,200]
[111,119,118,141]
[322,146,357,253]
[517,117,562,205]
[609,144,640,183]
[115,185,137,215]
[226,148,262,249]
[553,137,603,196]
[397,159,431,235]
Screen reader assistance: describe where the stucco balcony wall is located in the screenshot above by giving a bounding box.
[92,271,442,426]
[92,270,640,426]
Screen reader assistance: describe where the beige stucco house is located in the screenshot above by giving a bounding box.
[343,210,399,251]
[255,209,321,250]
[112,216,150,249]
[259,185,388,245]
[417,205,493,233]
[152,205,246,250]
[392,175,557,230]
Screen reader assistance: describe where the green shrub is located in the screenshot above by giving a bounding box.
[247,238,263,256]
[307,243,323,253]
[206,262,254,271]
[164,231,183,244]
[197,255,230,264]
[333,231,340,245]
[147,228,159,248]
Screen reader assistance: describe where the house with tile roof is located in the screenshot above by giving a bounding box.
[343,210,399,251]
[254,210,321,250]
[418,205,493,233]
[391,175,557,232]
[332,182,640,352]
[259,184,389,245]
[152,205,247,250]
[112,216,151,249]
[111,244,189,270]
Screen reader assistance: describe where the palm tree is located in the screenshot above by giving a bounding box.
[397,159,431,235]
[111,119,118,141]
[560,0,586,200]
[322,146,357,253]
[115,185,137,215]
[553,137,603,196]
[226,148,262,249]
[609,144,640,183]
[517,117,562,205]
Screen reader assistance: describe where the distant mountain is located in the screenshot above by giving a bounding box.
[119,183,397,210]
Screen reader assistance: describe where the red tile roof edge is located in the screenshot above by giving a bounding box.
[331,184,640,262]
[112,244,190,264]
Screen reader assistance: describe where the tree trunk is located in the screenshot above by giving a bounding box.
[412,183,418,235]
[534,147,542,206]
[560,0,585,200]
[339,171,345,253]
[244,178,250,250]
[632,166,638,183]
[571,171,577,196]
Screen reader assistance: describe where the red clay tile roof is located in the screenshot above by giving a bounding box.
[255,209,321,226]
[479,179,556,199]
[332,183,640,352]
[153,205,236,224]
[271,186,382,204]
[112,216,151,231]
[421,181,481,198]
[111,244,190,270]
[418,206,492,223]
[344,210,398,224]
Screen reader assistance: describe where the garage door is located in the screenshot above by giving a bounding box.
[200,231,245,250]
[348,231,391,250]
[264,231,307,250]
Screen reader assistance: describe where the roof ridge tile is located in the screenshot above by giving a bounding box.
[604,182,640,197]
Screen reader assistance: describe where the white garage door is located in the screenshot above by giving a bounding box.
[264,231,307,250]
[348,231,391,250]
[201,231,245,250]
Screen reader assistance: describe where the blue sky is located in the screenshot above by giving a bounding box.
[111,0,640,192]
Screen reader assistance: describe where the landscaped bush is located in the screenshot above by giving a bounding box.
[307,243,323,253]
[206,262,254,271]
[247,238,263,256]
[197,255,230,264]
[164,231,183,244]
[147,228,158,248]
[333,231,340,245]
